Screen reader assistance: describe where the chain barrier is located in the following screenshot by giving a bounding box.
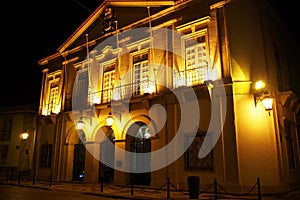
[198,177,261,200]
[1,168,262,200]
[135,181,167,193]
[200,182,214,193]
[106,182,131,190]
[169,180,185,194]
[217,181,258,197]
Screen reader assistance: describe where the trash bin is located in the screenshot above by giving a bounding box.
[187,176,199,199]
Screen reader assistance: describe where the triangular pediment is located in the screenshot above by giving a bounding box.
[57,0,176,53]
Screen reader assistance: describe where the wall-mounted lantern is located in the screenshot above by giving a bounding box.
[76,117,92,130]
[20,132,29,140]
[261,97,273,111]
[254,80,274,115]
[106,113,114,127]
[76,118,85,130]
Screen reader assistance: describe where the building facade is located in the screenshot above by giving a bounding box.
[36,0,300,194]
[0,105,37,177]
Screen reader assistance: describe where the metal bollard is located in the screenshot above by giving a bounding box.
[214,178,217,200]
[100,178,104,192]
[18,171,21,185]
[33,172,36,185]
[130,176,134,196]
[167,177,170,200]
[257,177,261,200]
[49,173,52,186]
[6,170,9,182]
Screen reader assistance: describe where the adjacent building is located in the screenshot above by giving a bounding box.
[36,0,300,194]
[0,105,37,178]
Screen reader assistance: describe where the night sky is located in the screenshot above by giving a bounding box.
[0,0,298,107]
[0,0,101,107]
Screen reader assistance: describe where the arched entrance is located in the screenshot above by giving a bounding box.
[126,122,151,185]
[72,132,86,181]
[98,126,115,183]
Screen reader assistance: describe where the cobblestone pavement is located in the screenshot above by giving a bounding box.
[1,180,300,200]
[0,184,115,200]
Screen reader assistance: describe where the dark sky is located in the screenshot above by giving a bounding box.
[0,0,297,107]
[0,0,101,107]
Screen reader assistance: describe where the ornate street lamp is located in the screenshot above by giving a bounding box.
[254,80,274,115]
[262,97,273,112]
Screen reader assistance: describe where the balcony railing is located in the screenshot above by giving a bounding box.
[173,65,208,88]
[86,80,156,105]
[49,66,210,113]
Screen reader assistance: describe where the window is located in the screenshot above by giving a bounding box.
[0,118,12,141]
[40,144,53,168]
[274,44,289,91]
[74,70,89,108]
[177,34,208,87]
[48,82,59,113]
[102,63,115,103]
[43,72,62,115]
[285,123,295,169]
[0,145,8,164]
[133,53,149,96]
[185,132,213,170]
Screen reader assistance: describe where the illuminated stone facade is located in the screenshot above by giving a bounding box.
[37,0,300,194]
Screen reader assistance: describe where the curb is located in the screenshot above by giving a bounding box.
[1,182,167,199]
[0,182,51,191]
[83,191,164,200]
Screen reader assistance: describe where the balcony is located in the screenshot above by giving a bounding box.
[80,80,157,106]
[173,65,209,88]
[71,66,209,110]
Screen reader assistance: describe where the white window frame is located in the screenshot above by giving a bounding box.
[130,49,150,96]
[45,71,62,115]
[101,62,116,103]
[179,29,209,87]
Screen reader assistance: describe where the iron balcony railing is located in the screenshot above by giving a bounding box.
[46,66,209,113]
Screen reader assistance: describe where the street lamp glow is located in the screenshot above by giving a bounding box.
[262,97,273,111]
[20,132,29,140]
[106,115,114,126]
[255,80,265,90]
[77,119,84,130]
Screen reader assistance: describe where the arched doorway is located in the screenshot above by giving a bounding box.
[72,132,86,181]
[126,122,151,185]
[98,126,115,183]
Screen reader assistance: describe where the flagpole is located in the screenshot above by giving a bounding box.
[115,20,122,100]
[147,6,157,94]
[86,34,92,105]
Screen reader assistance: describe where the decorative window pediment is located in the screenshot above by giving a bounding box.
[42,71,63,115]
